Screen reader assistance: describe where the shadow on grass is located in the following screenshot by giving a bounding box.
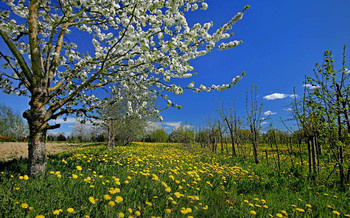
[0,143,105,175]
[0,157,27,175]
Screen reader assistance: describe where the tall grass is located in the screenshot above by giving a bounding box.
[0,142,349,217]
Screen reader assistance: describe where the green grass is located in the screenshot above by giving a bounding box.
[0,142,349,217]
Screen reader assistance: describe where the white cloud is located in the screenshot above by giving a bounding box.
[345,68,350,74]
[284,108,292,111]
[163,121,182,129]
[263,93,298,100]
[264,110,276,116]
[289,94,298,98]
[303,84,320,89]
[261,121,268,126]
[263,93,289,100]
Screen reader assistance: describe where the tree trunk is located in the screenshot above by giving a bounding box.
[24,88,49,176]
[252,131,259,164]
[27,126,47,176]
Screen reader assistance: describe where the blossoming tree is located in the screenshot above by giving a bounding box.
[0,0,248,175]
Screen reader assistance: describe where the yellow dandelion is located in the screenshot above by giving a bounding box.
[35,215,45,218]
[165,187,171,192]
[72,174,78,179]
[89,197,96,204]
[276,213,283,217]
[67,208,74,213]
[104,194,112,200]
[296,208,305,212]
[332,211,340,216]
[21,203,28,209]
[306,204,312,208]
[53,209,61,215]
[145,201,152,206]
[109,188,120,194]
[128,208,133,213]
[134,210,141,216]
[76,166,82,171]
[108,201,115,207]
[203,205,208,210]
[281,210,287,215]
[165,209,172,214]
[23,175,29,180]
[118,212,125,218]
[174,192,181,198]
[115,196,123,203]
[180,208,188,214]
[263,205,268,209]
[250,210,257,215]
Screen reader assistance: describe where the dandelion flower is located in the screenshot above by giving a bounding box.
[250,210,257,215]
[333,211,340,216]
[72,174,78,179]
[24,175,29,180]
[174,192,181,198]
[21,203,28,209]
[276,213,283,217]
[128,208,133,213]
[89,197,96,204]
[306,204,312,208]
[109,188,120,194]
[108,201,115,207]
[67,208,74,213]
[165,209,171,214]
[76,166,82,171]
[135,211,141,216]
[104,194,111,200]
[53,209,62,215]
[296,208,305,212]
[115,196,123,203]
[118,212,125,218]
[35,216,45,218]
[145,201,152,206]
[203,205,208,210]
[165,187,171,192]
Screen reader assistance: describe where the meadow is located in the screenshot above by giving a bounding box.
[0,142,349,217]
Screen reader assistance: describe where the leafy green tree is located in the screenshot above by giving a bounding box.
[169,124,194,145]
[150,128,168,142]
[301,46,350,188]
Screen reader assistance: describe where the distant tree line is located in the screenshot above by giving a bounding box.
[0,104,28,142]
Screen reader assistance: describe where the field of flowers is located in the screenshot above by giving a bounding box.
[0,142,349,217]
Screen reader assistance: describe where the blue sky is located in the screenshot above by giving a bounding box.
[1,0,350,135]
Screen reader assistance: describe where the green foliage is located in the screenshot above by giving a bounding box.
[148,129,168,143]
[168,125,194,145]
